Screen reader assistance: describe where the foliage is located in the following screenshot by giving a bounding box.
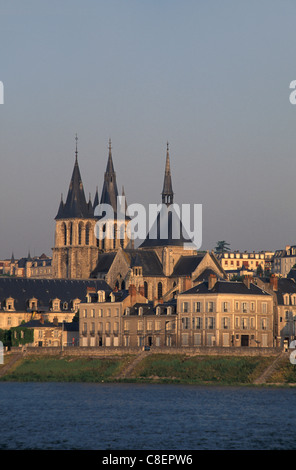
[215,241,231,254]
[0,329,12,347]
[10,327,34,347]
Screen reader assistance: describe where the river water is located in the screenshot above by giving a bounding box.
[0,382,295,450]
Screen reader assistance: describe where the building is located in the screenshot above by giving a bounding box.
[52,138,131,279]
[217,251,274,277]
[256,275,296,347]
[0,277,111,329]
[272,246,296,277]
[177,274,274,348]
[20,318,79,348]
[79,285,148,347]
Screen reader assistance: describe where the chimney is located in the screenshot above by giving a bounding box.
[129,284,137,296]
[208,274,217,290]
[270,274,278,291]
[40,315,44,324]
[183,276,192,292]
[53,316,59,326]
[243,275,251,289]
[138,285,145,297]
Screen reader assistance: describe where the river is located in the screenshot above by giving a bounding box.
[0,382,295,450]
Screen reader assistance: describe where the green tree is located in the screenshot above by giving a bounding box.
[215,240,231,254]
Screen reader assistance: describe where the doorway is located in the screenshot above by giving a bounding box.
[241,335,249,347]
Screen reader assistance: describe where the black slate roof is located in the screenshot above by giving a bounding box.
[124,249,164,276]
[0,278,111,312]
[91,252,117,277]
[139,208,192,248]
[55,154,94,220]
[181,280,271,296]
[171,255,205,276]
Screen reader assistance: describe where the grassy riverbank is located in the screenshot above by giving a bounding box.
[0,353,295,385]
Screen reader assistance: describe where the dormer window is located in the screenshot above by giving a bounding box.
[139,307,143,316]
[97,290,105,303]
[52,298,61,312]
[29,297,38,311]
[125,307,130,316]
[6,297,15,311]
[63,302,68,310]
[284,294,290,306]
[167,307,172,315]
[156,306,161,316]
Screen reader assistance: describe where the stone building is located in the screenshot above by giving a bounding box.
[20,318,79,348]
[79,285,148,347]
[177,274,274,348]
[256,275,296,347]
[52,138,131,280]
[0,277,111,329]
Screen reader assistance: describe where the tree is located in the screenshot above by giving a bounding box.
[215,241,231,254]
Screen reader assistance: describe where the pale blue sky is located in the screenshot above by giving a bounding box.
[1,0,296,258]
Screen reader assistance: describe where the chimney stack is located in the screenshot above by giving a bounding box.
[270,274,278,291]
[208,274,217,290]
[243,275,251,289]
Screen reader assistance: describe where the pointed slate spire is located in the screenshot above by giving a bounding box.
[93,186,99,211]
[162,142,174,206]
[100,138,119,214]
[55,136,94,219]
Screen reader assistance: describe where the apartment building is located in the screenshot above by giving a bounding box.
[177,274,274,348]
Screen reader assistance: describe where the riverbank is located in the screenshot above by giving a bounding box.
[0,351,295,385]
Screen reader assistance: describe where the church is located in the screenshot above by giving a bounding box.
[52,138,226,302]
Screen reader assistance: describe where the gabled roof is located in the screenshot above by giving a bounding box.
[171,255,205,276]
[91,252,117,277]
[181,279,271,296]
[124,249,164,276]
[0,278,111,312]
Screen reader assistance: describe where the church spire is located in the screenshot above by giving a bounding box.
[55,136,93,219]
[162,142,174,206]
[100,138,119,213]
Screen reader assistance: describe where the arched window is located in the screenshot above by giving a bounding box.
[157,282,163,300]
[78,222,83,245]
[144,281,148,299]
[62,222,67,246]
[85,223,90,246]
[69,222,73,245]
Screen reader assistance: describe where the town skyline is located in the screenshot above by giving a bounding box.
[1,1,296,259]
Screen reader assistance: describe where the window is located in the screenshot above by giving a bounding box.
[251,302,255,312]
[206,317,215,330]
[98,309,103,317]
[182,302,189,313]
[242,302,248,313]
[157,282,163,300]
[241,318,248,330]
[155,321,161,331]
[262,303,267,314]
[83,309,87,318]
[147,321,153,331]
[207,302,215,313]
[193,317,202,329]
[222,317,230,329]
[106,308,111,317]
[182,333,189,346]
[91,309,95,318]
[235,302,239,311]
[194,302,201,313]
[182,317,190,330]
[223,302,229,313]
[261,318,267,330]
[114,322,119,333]
[124,321,129,332]
[144,281,148,299]
[138,320,144,331]
[106,322,111,333]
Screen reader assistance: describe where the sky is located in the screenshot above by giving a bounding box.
[1,0,296,259]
